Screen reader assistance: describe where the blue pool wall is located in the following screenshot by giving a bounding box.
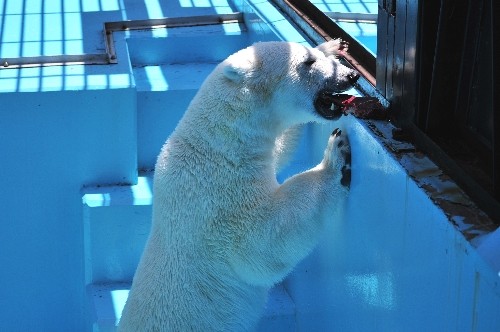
[284,117,500,331]
[0,88,137,330]
[1,0,500,331]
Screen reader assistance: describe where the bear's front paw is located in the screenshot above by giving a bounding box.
[315,39,349,58]
[321,128,351,187]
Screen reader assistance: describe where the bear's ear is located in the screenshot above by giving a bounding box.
[223,64,245,83]
[222,57,254,83]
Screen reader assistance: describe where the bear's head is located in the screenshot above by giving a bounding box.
[221,40,359,130]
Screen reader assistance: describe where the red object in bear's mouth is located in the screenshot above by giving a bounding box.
[315,91,388,120]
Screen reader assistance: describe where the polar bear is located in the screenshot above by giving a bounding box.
[119,40,358,331]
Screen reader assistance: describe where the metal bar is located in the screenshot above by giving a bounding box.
[389,0,407,123]
[415,0,441,129]
[491,0,500,200]
[399,0,419,124]
[0,13,244,70]
[324,12,377,24]
[1,54,110,69]
[104,13,243,32]
[376,6,389,98]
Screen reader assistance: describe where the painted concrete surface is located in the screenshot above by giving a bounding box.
[284,117,500,331]
[0,88,137,331]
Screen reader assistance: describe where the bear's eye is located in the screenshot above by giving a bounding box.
[304,58,316,66]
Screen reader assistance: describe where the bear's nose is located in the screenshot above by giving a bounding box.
[347,71,360,84]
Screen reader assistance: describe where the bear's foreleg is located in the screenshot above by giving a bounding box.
[231,129,350,286]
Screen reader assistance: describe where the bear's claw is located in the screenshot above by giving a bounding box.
[323,129,351,188]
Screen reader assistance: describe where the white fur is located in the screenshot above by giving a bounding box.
[119,40,354,331]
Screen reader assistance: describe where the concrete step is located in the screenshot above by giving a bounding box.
[128,32,252,67]
[133,62,218,169]
[83,173,154,285]
[88,282,295,332]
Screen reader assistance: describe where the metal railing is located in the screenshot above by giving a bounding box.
[0,13,243,69]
